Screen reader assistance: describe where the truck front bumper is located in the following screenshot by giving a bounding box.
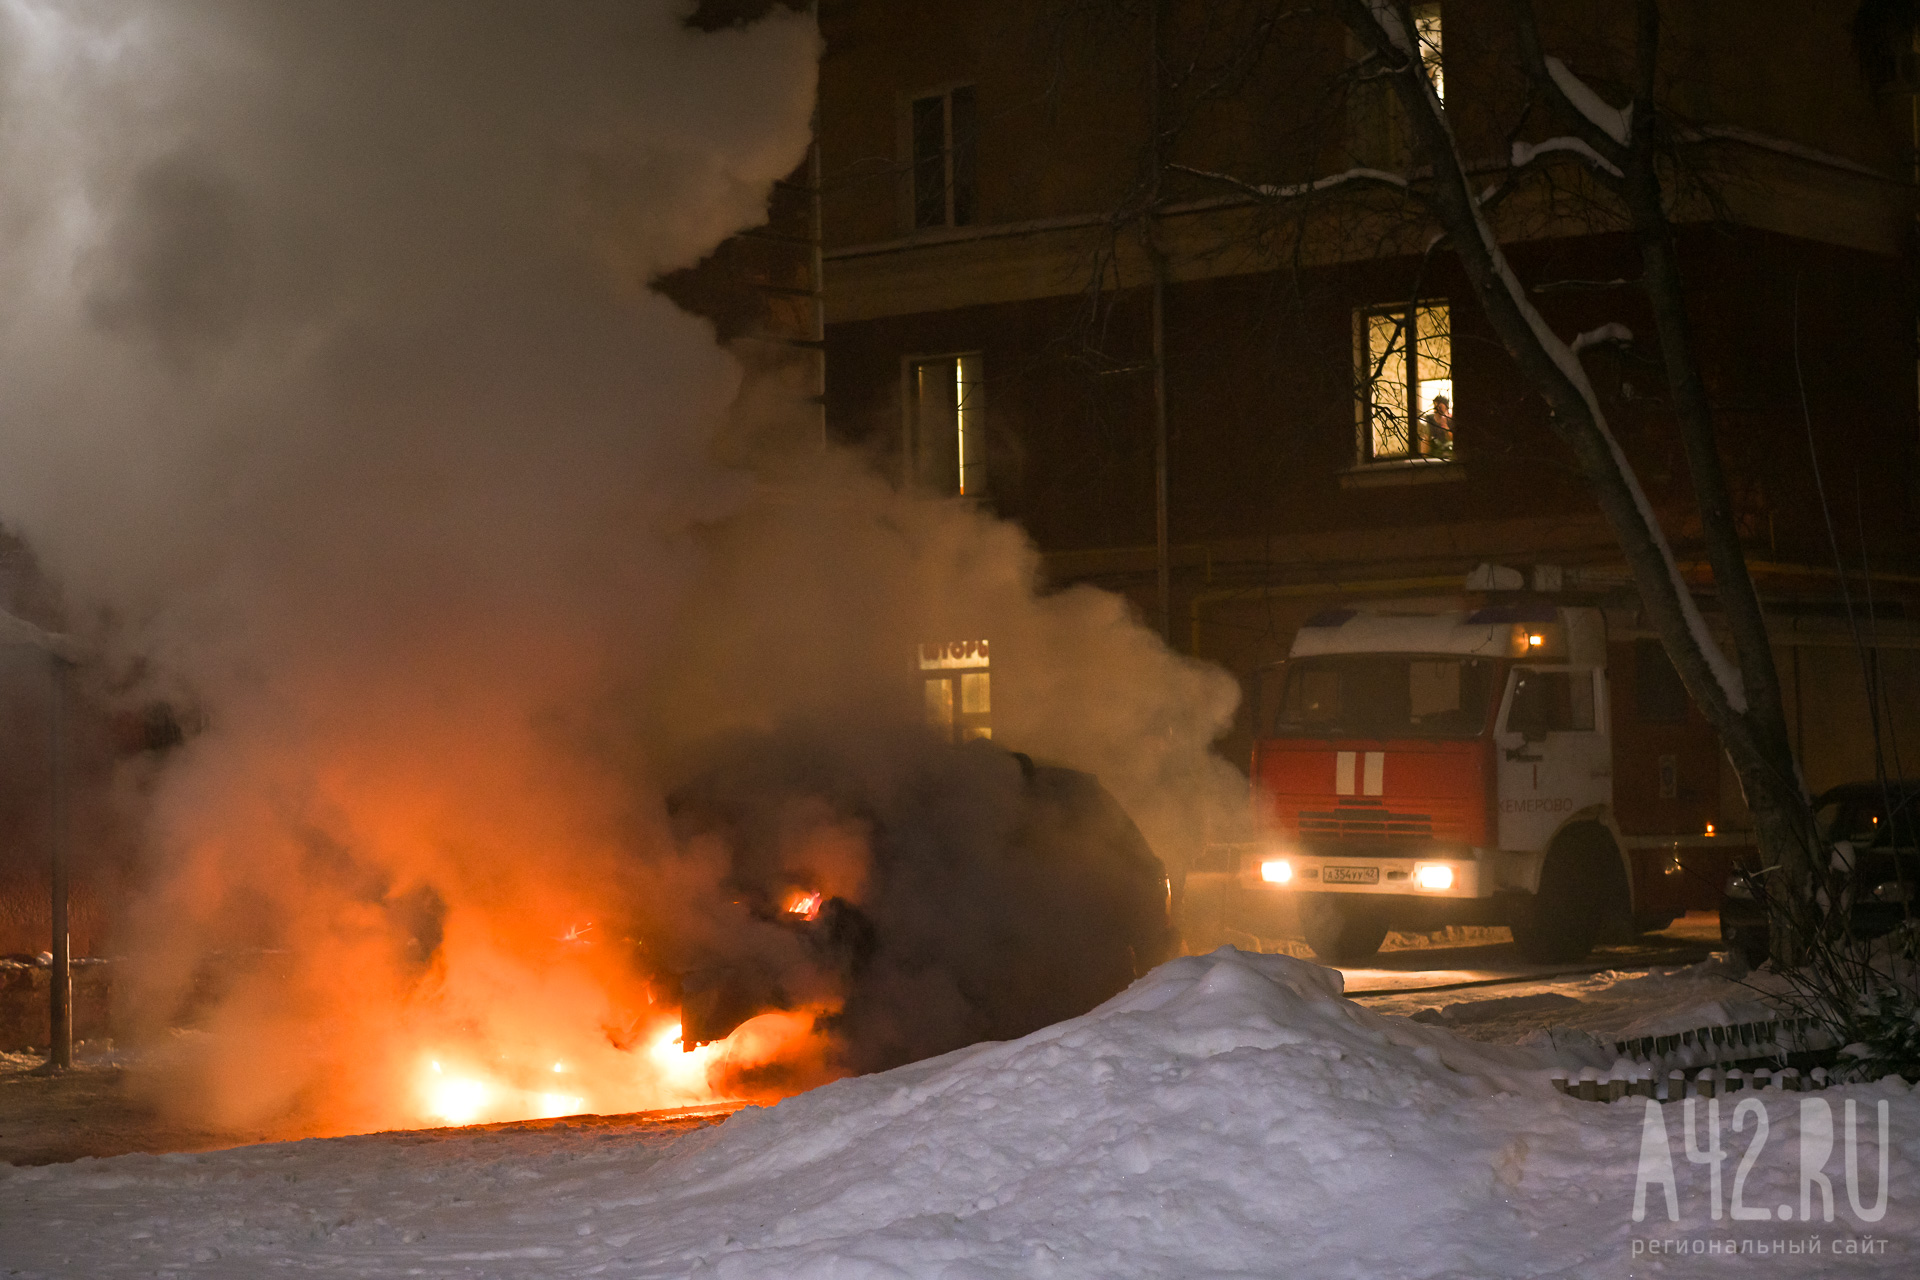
[1245,851,1488,899]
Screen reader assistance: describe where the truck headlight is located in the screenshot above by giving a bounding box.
[1413,863,1454,891]
[1260,859,1293,884]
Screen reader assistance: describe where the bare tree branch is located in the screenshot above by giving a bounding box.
[1510,136,1623,180]
[1167,161,1418,202]
[1505,0,1631,174]
[1570,322,1634,353]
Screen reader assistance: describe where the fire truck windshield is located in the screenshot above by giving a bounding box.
[1271,654,1495,740]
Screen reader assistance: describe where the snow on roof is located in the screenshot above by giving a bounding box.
[3,949,1915,1276]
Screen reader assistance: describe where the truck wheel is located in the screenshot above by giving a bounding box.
[1300,896,1388,965]
[1509,828,1625,964]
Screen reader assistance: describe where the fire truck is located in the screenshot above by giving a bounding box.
[1225,590,1742,964]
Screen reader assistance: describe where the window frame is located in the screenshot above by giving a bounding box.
[902,351,986,497]
[919,640,993,743]
[1414,3,1444,105]
[1501,666,1598,740]
[1352,298,1455,470]
[902,83,978,232]
[1343,3,1442,169]
[1269,652,1497,741]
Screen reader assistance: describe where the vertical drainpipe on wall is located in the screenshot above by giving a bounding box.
[1152,262,1171,645]
[1910,20,1920,470]
[48,655,71,1072]
[1148,0,1172,646]
[809,123,828,450]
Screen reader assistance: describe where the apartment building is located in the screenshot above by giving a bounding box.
[809,0,1920,789]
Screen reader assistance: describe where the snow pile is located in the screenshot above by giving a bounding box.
[4,949,1915,1278]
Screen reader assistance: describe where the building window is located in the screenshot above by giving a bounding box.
[919,640,992,742]
[1346,4,1442,168]
[907,354,985,496]
[1356,301,1453,464]
[910,85,977,230]
[1415,3,1444,104]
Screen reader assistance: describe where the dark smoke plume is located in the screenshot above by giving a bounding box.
[0,2,1240,1133]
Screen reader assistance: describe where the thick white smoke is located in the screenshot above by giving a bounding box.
[0,1,1242,1136]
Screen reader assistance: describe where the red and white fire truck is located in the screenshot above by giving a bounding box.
[1225,593,1742,964]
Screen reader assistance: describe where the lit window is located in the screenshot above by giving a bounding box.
[908,354,985,496]
[919,640,992,742]
[960,672,991,715]
[924,677,954,729]
[1415,4,1444,104]
[1345,4,1442,167]
[910,85,977,230]
[1356,301,1453,463]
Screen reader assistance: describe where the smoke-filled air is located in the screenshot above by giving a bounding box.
[0,0,1242,1138]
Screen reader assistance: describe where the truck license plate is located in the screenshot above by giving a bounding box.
[1322,865,1380,885]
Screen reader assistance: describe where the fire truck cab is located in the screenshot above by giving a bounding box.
[1239,599,1710,964]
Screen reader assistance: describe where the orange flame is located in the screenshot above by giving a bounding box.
[785,889,822,922]
[118,624,855,1139]
[405,1006,834,1130]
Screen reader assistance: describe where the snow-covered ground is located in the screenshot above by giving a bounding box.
[2,948,1914,1278]
[1360,953,1784,1049]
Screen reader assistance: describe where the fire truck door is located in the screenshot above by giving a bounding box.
[1495,665,1612,853]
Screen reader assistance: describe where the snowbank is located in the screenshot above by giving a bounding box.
[3,949,1914,1277]
[1377,953,1787,1058]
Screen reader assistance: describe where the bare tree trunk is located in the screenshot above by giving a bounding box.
[1336,0,1820,957]
[1614,0,1814,962]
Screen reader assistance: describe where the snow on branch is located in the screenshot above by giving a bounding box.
[1544,57,1631,146]
[1682,124,1894,181]
[1511,136,1622,180]
[1365,0,1413,55]
[1469,212,1748,714]
[1571,322,1633,353]
[1168,163,1409,201]
[1388,15,1748,717]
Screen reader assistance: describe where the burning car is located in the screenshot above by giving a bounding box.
[652,730,1177,1075]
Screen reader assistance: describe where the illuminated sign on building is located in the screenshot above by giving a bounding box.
[917,639,990,670]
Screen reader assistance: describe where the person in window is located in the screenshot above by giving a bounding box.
[1421,394,1453,459]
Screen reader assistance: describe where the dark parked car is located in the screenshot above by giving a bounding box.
[654,731,1178,1074]
[1721,780,1919,965]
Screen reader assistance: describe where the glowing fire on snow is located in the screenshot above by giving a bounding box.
[424,1061,494,1125]
[412,1009,826,1130]
[646,1020,725,1093]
